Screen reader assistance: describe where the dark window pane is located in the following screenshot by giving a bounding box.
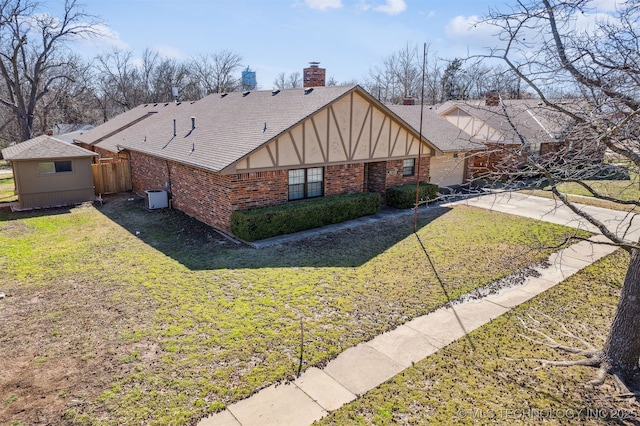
[289,183,305,200]
[288,167,324,200]
[307,181,322,198]
[403,158,415,176]
[55,161,73,173]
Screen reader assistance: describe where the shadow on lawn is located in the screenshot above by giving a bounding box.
[97,192,453,270]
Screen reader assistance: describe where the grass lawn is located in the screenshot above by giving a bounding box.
[522,171,640,212]
[0,194,589,425]
[318,250,639,425]
[0,175,16,203]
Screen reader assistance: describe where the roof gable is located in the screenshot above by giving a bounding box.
[437,99,570,144]
[1,135,98,160]
[387,105,484,152]
[232,91,439,172]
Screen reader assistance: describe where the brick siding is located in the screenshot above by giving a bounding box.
[129,151,432,236]
[325,164,365,195]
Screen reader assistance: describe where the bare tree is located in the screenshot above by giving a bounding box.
[188,50,243,96]
[273,71,302,89]
[37,56,98,129]
[482,0,640,392]
[423,50,443,105]
[94,48,143,113]
[0,0,99,142]
[364,43,423,104]
[93,47,193,120]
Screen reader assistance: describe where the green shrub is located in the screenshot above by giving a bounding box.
[231,192,381,241]
[385,182,438,209]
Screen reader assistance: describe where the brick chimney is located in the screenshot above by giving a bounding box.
[485,90,500,106]
[303,62,326,87]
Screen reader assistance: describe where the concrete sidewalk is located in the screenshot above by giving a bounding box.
[198,193,623,426]
[445,191,640,243]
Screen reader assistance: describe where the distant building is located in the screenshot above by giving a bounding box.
[303,62,325,87]
[242,67,257,90]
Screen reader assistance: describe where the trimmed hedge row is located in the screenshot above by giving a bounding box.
[230,192,381,241]
[385,182,439,209]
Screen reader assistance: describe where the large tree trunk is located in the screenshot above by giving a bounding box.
[601,248,640,390]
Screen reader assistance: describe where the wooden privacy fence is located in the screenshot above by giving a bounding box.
[92,160,132,195]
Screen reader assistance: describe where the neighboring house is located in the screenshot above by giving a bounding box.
[437,94,573,178]
[1,135,97,210]
[388,105,483,186]
[52,124,95,145]
[75,85,440,236]
[75,102,181,161]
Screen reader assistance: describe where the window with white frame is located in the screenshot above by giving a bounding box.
[288,167,324,200]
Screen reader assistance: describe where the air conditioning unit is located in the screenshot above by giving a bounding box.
[145,190,168,210]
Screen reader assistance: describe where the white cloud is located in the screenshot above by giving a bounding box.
[153,44,188,61]
[77,23,130,51]
[445,15,493,41]
[373,0,407,15]
[443,15,500,56]
[422,10,436,20]
[591,0,619,12]
[304,0,343,10]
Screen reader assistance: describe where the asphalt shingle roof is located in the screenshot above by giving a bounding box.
[1,135,98,160]
[387,105,484,152]
[436,99,572,144]
[74,103,181,146]
[92,85,421,173]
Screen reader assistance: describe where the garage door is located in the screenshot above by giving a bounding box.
[429,153,466,187]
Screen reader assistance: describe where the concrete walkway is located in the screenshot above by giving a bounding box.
[198,193,626,426]
[447,191,640,243]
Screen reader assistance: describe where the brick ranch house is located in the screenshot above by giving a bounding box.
[75,85,440,236]
[388,104,483,187]
[436,94,577,179]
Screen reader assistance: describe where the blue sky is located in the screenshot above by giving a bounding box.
[66,0,616,89]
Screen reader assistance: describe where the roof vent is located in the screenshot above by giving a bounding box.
[220,93,228,98]
[272,89,280,96]
[243,91,251,97]
[191,116,196,130]
[304,87,314,95]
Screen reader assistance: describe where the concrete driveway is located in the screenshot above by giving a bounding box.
[443,191,640,244]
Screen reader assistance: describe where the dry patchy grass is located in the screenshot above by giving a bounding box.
[0,175,16,203]
[318,250,639,425]
[0,194,588,425]
[522,172,640,212]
